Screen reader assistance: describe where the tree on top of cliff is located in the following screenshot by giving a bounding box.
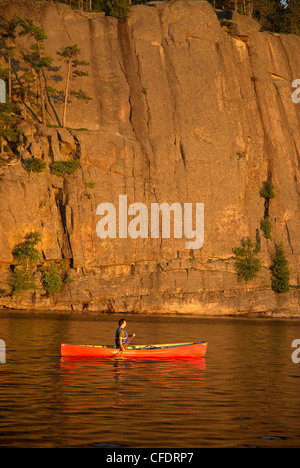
[101,0,131,21]
[56,44,91,128]
[29,0,131,20]
[285,0,300,35]
[210,0,300,35]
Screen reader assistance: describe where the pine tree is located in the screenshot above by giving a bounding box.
[259,179,275,218]
[19,19,52,124]
[56,44,90,127]
[271,243,290,293]
[234,237,261,281]
[0,15,20,100]
[285,0,300,35]
[102,0,131,21]
[0,102,20,154]
[14,68,36,120]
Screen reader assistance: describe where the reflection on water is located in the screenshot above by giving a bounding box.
[0,314,300,447]
[58,357,206,447]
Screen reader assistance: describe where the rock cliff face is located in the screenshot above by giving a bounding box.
[0,0,299,316]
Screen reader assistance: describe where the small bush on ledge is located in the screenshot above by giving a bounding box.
[9,266,38,296]
[42,262,63,295]
[9,232,41,296]
[25,157,47,174]
[50,159,80,178]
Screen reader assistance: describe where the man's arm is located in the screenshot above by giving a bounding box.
[118,329,126,350]
[119,335,125,350]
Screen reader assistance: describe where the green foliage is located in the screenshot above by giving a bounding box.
[209,0,300,36]
[18,17,47,43]
[63,0,131,20]
[102,0,131,21]
[0,102,21,153]
[56,45,90,81]
[285,0,300,36]
[260,179,275,228]
[259,180,275,200]
[57,44,81,61]
[260,217,272,239]
[0,14,19,43]
[42,262,63,295]
[219,19,236,36]
[69,89,91,101]
[233,237,261,281]
[63,274,74,284]
[10,232,41,296]
[9,266,38,296]
[18,18,51,124]
[56,44,91,127]
[271,243,290,293]
[12,232,41,266]
[49,159,80,177]
[21,47,52,74]
[84,181,96,189]
[25,157,47,173]
[0,14,20,99]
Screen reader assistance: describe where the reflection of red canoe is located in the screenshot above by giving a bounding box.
[60,341,207,359]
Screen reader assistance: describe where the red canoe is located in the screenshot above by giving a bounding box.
[60,341,207,359]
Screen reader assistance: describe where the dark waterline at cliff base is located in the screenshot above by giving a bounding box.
[0,313,299,448]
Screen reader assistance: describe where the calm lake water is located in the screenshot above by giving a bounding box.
[0,312,299,448]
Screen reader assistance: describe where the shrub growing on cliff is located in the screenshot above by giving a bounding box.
[233,237,261,281]
[50,159,80,177]
[259,180,275,201]
[9,266,38,296]
[271,243,290,293]
[260,217,272,239]
[0,102,21,154]
[25,157,47,173]
[219,19,236,36]
[42,262,63,295]
[12,231,41,266]
[10,232,41,296]
[259,179,275,238]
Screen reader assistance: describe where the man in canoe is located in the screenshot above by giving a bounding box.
[115,319,135,350]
